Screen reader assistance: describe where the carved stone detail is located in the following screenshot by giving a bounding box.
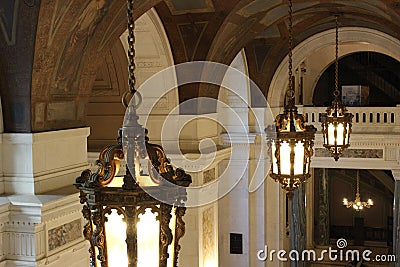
[315,148,383,158]
[316,169,330,246]
[203,168,216,184]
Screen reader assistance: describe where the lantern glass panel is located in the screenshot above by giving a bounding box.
[337,123,344,145]
[105,209,128,266]
[271,141,278,174]
[294,141,304,175]
[137,208,160,267]
[280,141,291,175]
[135,156,162,186]
[328,123,335,145]
[108,176,124,187]
[167,207,177,267]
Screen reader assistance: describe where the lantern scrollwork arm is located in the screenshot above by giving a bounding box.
[75,143,124,188]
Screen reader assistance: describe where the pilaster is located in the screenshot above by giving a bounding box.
[0,193,89,266]
[290,185,306,267]
[391,169,400,267]
[218,133,251,267]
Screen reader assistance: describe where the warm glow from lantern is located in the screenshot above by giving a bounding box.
[167,207,177,267]
[204,258,218,267]
[271,142,278,174]
[137,174,158,186]
[280,141,291,175]
[294,141,304,175]
[108,176,124,187]
[328,123,335,145]
[105,209,128,266]
[337,123,344,145]
[137,208,160,267]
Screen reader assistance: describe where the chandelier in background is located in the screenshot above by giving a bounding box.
[343,170,373,211]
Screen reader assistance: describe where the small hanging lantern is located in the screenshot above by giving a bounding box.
[321,15,353,161]
[266,0,316,194]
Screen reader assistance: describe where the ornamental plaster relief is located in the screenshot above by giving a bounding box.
[0,192,85,264]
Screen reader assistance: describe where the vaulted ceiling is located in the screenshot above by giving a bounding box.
[1,0,400,132]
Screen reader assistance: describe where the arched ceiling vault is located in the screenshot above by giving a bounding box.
[3,0,400,132]
[154,0,400,110]
[30,0,162,132]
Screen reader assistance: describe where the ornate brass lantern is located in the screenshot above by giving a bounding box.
[321,16,353,161]
[74,0,191,266]
[266,0,316,194]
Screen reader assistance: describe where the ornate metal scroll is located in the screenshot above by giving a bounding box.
[173,207,187,267]
[92,205,107,267]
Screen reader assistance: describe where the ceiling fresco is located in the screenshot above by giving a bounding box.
[2,0,400,131]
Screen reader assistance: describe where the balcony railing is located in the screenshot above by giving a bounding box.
[271,105,400,134]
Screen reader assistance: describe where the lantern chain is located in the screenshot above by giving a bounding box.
[122,0,142,109]
[356,170,360,195]
[286,0,295,105]
[333,15,340,99]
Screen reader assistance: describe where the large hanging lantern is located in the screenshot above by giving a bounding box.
[321,16,353,161]
[74,127,191,267]
[266,0,316,194]
[74,0,191,266]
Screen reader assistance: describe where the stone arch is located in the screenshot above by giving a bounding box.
[217,49,251,133]
[268,27,400,107]
[86,8,175,151]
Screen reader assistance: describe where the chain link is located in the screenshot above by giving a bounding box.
[356,169,360,195]
[287,0,295,104]
[123,0,142,109]
[333,15,340,98]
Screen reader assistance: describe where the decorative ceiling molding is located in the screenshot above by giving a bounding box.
[165,0,214,15]
[177,21,208,61]
[254,43,272,72]
[0,0,19,46]
[47,0,73,46]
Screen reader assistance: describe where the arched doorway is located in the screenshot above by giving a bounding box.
[313,52,400,107]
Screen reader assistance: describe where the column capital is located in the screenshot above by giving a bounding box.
[391,169,400,180]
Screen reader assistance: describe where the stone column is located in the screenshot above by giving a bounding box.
[218,158,249,267]
[218,136,251,267]
[290,185,306,267]
[249,136,266,267]
[316,168,330,246]
[391,170,400,267]
[265,176,282,267]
